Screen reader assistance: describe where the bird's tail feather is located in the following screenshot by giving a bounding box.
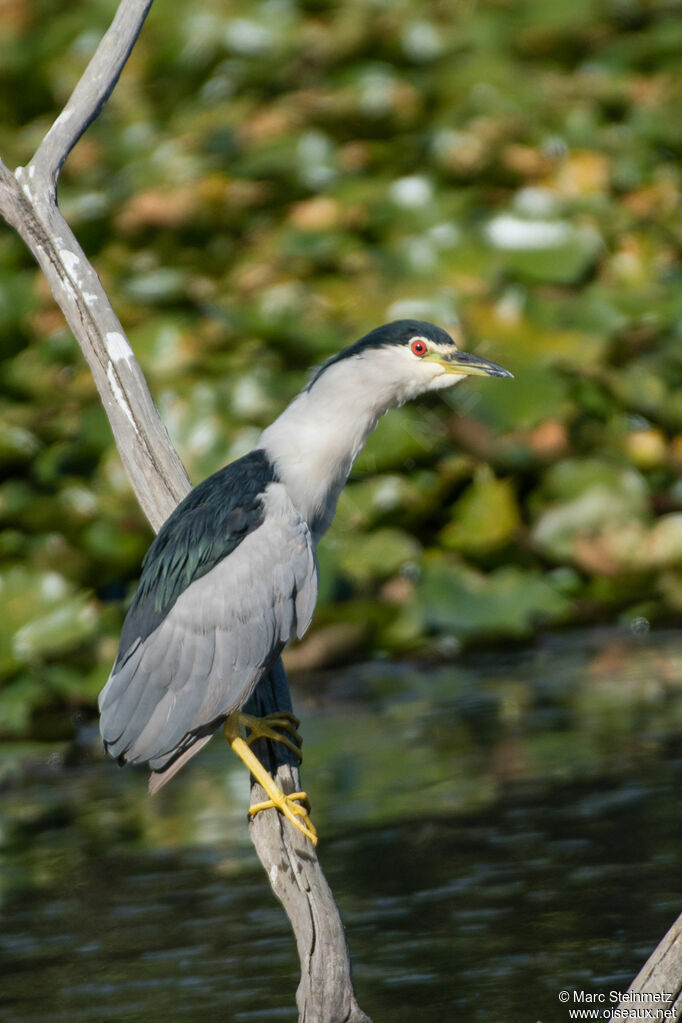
[148,733,214,794]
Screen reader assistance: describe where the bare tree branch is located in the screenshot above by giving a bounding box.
[31,0,154,197]
[0,156,189,530]
[0,4,370,1020]
[616,912,682,1021]
[246,663,371,1022]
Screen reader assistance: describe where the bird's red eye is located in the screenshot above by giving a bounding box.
[411,339,428,357]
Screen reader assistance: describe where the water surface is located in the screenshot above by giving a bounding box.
[2,629,682,1022]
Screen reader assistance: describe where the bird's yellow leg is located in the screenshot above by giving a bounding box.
[223,712,318,846]
[238,711,303,760]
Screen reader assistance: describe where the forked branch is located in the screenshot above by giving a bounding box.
[0,3,368,1020]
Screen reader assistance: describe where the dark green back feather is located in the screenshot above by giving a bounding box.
[115,449,276,666]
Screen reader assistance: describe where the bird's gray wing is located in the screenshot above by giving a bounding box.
[99,481,317,773]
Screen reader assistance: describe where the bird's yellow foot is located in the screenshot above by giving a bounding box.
[223,712,318,846]
[249,791,318,845]
[238,711,303,761]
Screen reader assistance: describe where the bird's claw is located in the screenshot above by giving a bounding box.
[224,715,319,845]
[239,711,303,761]
[249,790,318,845]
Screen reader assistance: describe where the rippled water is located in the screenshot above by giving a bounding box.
[2,630,682,1022]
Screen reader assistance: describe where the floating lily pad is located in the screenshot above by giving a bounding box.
[335,529,421,589]
[1,0,682,728]
[440,468,520,554]
[485,215,603,284]
[0,567,98,678]
[416,555,571,642]
[356,406,444,473]
[531,460,650,564]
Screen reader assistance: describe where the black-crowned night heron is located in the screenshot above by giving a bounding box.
[99,320,512,844]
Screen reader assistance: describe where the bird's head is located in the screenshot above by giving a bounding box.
[309,319,512,407]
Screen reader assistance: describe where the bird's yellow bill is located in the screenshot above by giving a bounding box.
[428,349,513,378]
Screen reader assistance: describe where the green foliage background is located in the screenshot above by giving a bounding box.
[0,0,681,737]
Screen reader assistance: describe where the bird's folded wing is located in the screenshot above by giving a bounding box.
[99,481,317,771]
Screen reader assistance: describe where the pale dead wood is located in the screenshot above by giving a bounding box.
[0,4,369,1020]
[32,0,154,196]
[616,912,682,1021]
[246,663,371,1022]
[0,158,189,530]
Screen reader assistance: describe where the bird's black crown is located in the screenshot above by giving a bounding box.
[308,319,456,388]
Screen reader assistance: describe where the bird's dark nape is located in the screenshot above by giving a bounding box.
[306,319,456,388]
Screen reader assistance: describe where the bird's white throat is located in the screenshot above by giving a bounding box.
[259,361,377,539]
[260,349,443,540]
